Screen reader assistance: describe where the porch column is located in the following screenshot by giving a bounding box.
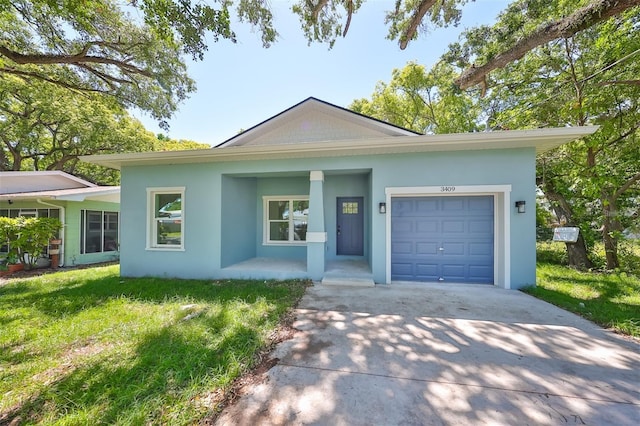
[306,170,326,281]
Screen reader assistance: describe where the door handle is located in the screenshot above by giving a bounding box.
[337,225,341,236]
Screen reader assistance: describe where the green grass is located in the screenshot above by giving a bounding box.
[0,265,308,425]
[525,256,640,338]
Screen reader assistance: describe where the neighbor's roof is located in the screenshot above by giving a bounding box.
[81,126,599,170]
[0,171,119,203]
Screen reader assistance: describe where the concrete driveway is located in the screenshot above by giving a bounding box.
[216,283,640,425]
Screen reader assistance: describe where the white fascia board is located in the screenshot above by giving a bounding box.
[81,126,599,170]
[0,187,120,202]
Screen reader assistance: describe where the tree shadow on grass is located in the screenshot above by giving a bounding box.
[1,308,268,425]
[1,273,301,319]
[0,274,307,424]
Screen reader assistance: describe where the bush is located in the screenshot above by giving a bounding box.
[1,216,62,269]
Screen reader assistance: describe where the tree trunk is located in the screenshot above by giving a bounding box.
[601,193,621,269]
[542,184,593,269]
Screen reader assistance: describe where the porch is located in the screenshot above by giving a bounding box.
[221,257,373,285]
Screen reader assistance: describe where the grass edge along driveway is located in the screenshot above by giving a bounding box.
[0,265,308,425]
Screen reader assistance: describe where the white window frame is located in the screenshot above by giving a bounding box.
[263,196,309,245]
[147,187,185,251]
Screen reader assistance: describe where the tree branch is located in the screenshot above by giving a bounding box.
[399,0,437,50]
[0,67,111,94]
[0,44,153,77]
[598,79,640,86]
[614,171,640,199]
[456,0,640,89]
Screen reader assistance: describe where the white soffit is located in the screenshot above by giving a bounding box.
[81,126,599,170]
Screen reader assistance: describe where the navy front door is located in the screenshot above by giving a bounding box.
[337,197,364,256]
[391,196,494,283]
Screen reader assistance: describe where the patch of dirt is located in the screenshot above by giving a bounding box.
[32,340,112,386]
[0,261,118,286]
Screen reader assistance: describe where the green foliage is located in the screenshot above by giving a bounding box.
[350,61,481,134]
[154,134,211,151]
[0,75,157,183]
[0,0,202,125]
[442,1,640,270]
[0,265,308,424]
[1,216,62,268]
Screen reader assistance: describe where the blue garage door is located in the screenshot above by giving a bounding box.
[391,196,494,284]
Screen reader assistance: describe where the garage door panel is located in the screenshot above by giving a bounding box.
[391,196,494,284]
[415,199,439,213]
[469,265,493,282]
[442,198,465,211]
[415,263,438,279]
[442,242,465,255]
[442,220,465,233]
[469,219,493,234]
[391,241,413,255]
[416,219,438,233]
[416,242,439,255]
[392,218,413,233]
[469,197,494,210]
[441,264,466,281]
[469,242,492,256]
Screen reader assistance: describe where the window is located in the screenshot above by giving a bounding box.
[80,210,119,254]
[342,202,359,214]
[264,197,309,244]
[148,188,184,250]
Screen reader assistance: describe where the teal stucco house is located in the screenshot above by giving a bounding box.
[83,98,596,289]
[0,171,120,267]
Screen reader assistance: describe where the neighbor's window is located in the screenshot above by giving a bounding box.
[264,197,309,244]
[148,188,184,250]
[80,210,119,254]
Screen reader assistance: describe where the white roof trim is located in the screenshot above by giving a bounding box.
[81,126,599,170]
[0,186,120,202]
[0,170,97,187]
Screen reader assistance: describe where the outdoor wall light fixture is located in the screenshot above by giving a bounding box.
[379,202,387,214]
[515,200,526,214]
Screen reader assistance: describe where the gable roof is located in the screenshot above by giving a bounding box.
[217,97,421,148]
[0,171,119,203]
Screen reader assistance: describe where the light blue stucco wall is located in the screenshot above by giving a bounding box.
[119,147,537,288]
[220,176,256,267]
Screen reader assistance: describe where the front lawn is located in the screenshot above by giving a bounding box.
[0,265,308,424]
[525,262,640,338]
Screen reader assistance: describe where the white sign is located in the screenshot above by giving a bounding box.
[553,227,580,243]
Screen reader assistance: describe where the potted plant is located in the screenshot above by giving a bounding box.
[6,253,23,273]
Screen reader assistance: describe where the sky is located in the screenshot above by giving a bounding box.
[134,1,510,146]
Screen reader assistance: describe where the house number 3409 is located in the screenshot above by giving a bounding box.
[440,186,456,192]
